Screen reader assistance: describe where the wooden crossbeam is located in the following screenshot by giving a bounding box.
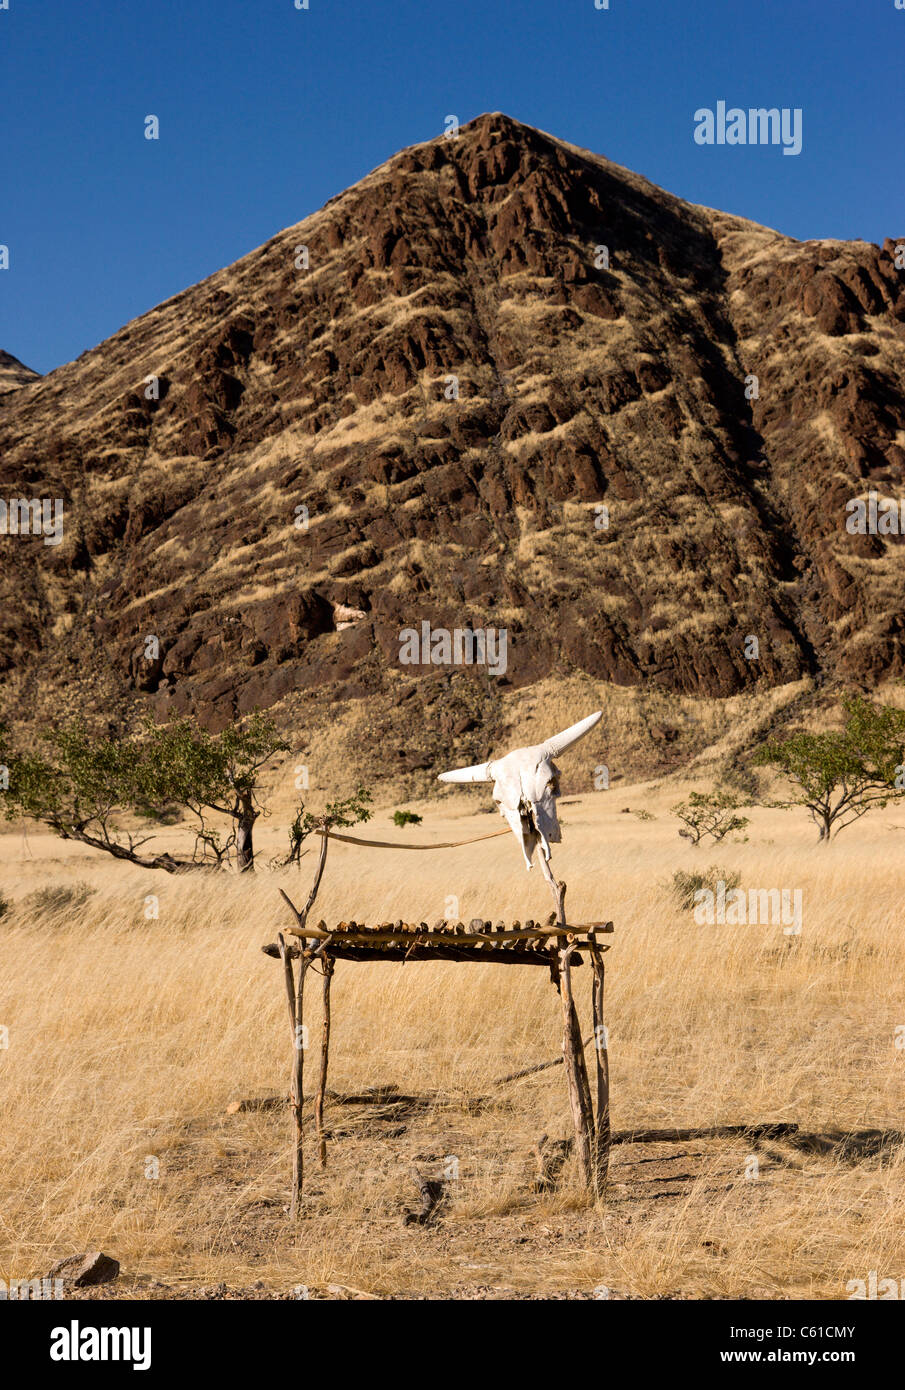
[262,941,592,967]
[282,921,614,944]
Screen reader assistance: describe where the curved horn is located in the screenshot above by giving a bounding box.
[438,761,492,784]
[542,710,603,758]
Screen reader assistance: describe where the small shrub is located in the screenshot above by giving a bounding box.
[672,788,750,845]
[23,882,96,918]
[671,865,741,911]
[0,892,9,920]
[281,788,373,869]
[392,810,423,828]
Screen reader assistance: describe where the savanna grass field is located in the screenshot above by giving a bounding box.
[3,755,904,1301]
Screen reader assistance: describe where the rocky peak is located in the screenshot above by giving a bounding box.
[0,350,40,395]
[0,115,903,767]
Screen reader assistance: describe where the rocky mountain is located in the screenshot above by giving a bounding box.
[1,112,904,768]
[0,350,40,395]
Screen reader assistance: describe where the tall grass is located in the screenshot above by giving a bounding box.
[1,786,904,1297]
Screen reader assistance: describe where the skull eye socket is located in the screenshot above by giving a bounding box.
[547,775,561,796]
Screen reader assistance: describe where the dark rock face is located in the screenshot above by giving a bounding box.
[1,113,904,731]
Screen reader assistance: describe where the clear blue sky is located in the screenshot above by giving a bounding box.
[2,0,902,374]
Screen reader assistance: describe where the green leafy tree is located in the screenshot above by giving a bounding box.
[0,713,288,873]
[671,788,750,846]
[134,713,289,871]
[280,788,373,868]
[753,694,905,843]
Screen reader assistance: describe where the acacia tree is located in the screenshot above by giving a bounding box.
[0,712,289,872]
[136,714,290,871]
[278,788,373,869]
[671,788,750,846]
[752,694,905,842]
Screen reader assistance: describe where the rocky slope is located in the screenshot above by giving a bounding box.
[1,112,903,760]
[0,350,40,395]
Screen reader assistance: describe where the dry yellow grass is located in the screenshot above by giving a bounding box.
[1,783,904,1300]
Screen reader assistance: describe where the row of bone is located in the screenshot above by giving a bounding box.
[313,917,559,944]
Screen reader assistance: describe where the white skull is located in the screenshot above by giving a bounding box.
[438,711,602,870]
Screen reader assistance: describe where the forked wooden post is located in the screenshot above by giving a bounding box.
[277,931,308,1219]
[540,863,596,1189]
[557,938,595,1185]
[588,935,611,1198]
[291,954,310,1216]
[315,958,334,1169]
[277,827,331,1216]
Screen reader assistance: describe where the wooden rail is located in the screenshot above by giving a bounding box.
[282,920,614,944]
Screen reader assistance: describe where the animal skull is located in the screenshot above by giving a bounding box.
[438,710,603,870]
